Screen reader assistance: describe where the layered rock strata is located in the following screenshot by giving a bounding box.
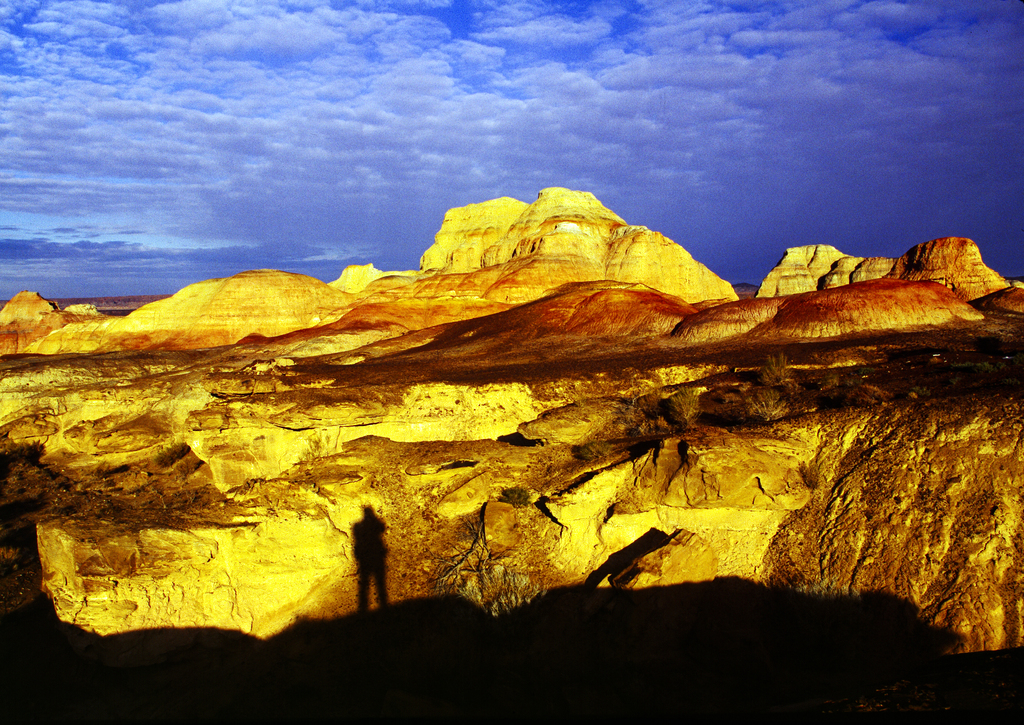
[886,236,1008,301]
[674,279,984,344]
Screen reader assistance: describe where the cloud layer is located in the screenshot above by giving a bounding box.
[2,0,1023,297]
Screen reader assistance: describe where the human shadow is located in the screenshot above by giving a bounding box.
[353,506,388,612]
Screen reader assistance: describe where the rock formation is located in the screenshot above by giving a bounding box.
[674,279,984,344]
[419,196,528,273]
[972,286,1024,315]
[756,245,847,297]
[886,236,1008,301]
[26,270,354,354]
[418,188,738,304]
[0,291,106,354]
[759,247,897,297]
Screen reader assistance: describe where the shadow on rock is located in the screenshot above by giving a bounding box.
[3,578,958,718]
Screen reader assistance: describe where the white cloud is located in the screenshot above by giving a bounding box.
[1,0,1023,296]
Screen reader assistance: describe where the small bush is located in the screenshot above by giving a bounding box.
[843,384,891,407]
[799,461,825,490]
[856,367,877,376]
[951,361,1005,374]
[154,442,190,468]
[663,388,701,427]
[820,371,844,390]
[907,386,931,399]
[1013,353,1024,367]
[948,375,962,386]
[1003,377,1021,386]
[0,440,45,467]
[759,353,792,386]
[498,486,532,508]
[457,564,543,617]
[432,516,542,617]
[301,435,331,463]
[747,388,788,421]
[575,440,613,461]
[0,546,21,576]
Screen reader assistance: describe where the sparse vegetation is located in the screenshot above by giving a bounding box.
[498,486,532,508]
[951,361,1005,374]
[799,461,825,490]
[908,386,931,399]
[0,545,21,576]
[0,440,45,468]
[1013,352,1024,367]
[747,388,788,421]
[759,352,792,386]
[663,387,701,427]
[857,367,877,376]
[843,384,891,407]
[432,515,542,617]
[575,440,613,461]
[154,442,190,468]
[301,434,330,462]
[1003,378,1021,386]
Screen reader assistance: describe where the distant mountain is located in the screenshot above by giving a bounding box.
[732,282,758,299]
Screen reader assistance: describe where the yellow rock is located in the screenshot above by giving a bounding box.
[757,245,848,297]
[420,197,528,273]
[28,270,354,354]
[328,263,390,293]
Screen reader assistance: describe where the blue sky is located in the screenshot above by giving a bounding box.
[2,0,1023,298]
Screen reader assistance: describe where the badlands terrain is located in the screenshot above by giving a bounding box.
[1,188,1023,715]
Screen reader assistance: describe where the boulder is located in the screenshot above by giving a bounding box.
[886,237,1008,301]
[851,256,896,283]
[1,291,107,355]
[820,256,865,289]
[421,188,736,304]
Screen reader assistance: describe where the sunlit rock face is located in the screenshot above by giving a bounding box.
[887,236,1008,301]
[851,256,897,283]
[766,398,1024,653]
[328,263,391,293]
[418,187,738,304]
[26,270,354,355]
[420,196,528,273]
[674,279,983,344]
[0,291,107,354]
[756,245,848,297]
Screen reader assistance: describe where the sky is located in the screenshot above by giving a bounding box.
[2,0,1023,299]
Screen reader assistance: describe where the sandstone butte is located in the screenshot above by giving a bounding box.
[757,236,1008,303]
[0,290,107,354]
[886,236,1010,301]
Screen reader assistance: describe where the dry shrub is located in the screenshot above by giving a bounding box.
[432,516,541,617]
[759,353,793,386]
[747,388,788,421]
[154,442,190,468]
[0,546,21,576]
[498,486,532,508]
[575,440,613,461]
[663,388,701,427]
[799,461,825,490]
[842,384,891,407]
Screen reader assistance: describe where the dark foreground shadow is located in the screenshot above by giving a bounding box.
[0,578,958,718]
